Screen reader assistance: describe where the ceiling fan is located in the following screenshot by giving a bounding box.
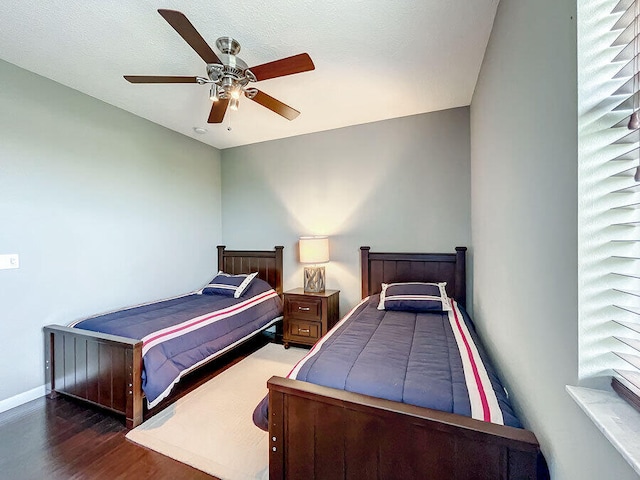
[124,9,315,124]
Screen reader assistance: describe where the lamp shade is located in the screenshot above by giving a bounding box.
[299,236,329,264]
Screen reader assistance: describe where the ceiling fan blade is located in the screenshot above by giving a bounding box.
[249,53,315,81]
[208,98,230,123]
[157,9,221,64]
[124,75,199,84]
[249,90,300,120]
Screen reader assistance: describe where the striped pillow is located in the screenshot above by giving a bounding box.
[200,271,258,298]
[377,282,451,312]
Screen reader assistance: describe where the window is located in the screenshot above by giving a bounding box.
[579,0,640,402]
[607,0,640,411]
[576,0,640,458]
[572,1,640,472]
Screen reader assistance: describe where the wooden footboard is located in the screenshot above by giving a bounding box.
[268,376,544,480]
[44,325,143,428]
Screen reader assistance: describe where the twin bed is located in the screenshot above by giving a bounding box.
[44,245,284,428]
[44,244,545,479]
[262,247,545,480]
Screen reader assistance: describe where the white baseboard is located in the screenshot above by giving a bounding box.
[0,385,46,414]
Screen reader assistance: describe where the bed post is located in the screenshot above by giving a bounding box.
[455,246,467,308]
[125,342,144,429]
[217,245,226,272]
[269,387,285,479]
[360,246,371,298]
[274,246,284,296]
[44,329,58,398]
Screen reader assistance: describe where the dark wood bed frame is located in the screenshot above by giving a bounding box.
[43,245,284,428]
[267,246,546,480]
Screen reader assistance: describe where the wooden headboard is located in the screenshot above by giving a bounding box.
[360,246,467,307]
[217,245,284,295]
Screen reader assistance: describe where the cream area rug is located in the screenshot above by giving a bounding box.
[126,343,307,480]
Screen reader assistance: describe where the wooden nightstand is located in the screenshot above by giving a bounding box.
[283,288,340,348]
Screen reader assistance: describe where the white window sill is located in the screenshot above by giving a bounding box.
[567,385,640,476]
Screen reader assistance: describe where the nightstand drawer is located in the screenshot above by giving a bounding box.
[287,320,320,341]
[282,288,339,349]
[285,296,322,321]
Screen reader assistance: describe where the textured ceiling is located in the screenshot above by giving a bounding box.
[0,0,499,149]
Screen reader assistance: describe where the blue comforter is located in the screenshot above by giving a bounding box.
[72,279,283,408]
[253,295,520,430]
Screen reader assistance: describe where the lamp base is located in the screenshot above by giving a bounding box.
[303,266,325,293]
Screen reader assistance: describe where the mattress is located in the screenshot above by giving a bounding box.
[72,278,283,408]
[253,294,521,430]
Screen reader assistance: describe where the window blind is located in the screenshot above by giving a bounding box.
[611,0,640,411]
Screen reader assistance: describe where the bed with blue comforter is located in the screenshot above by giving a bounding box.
[73,277,282,408]
[262,246,545,480]
[44,245,285,428]
[253,293,520,430]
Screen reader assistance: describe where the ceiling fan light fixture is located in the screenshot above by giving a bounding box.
[221,76,234,91]
[125,10,315,125]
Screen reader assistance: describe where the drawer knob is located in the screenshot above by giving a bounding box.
[299,329,310,334]
[298,306,311,311]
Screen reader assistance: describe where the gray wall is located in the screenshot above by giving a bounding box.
[470,0,637,478]
[221,107,472,313]
[0,60,222,404]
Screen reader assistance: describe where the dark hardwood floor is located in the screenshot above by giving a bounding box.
[0,334,275,480]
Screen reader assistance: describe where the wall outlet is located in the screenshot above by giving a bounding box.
[0,254,19,270]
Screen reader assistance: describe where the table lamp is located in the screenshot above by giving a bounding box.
[299,236,329,293]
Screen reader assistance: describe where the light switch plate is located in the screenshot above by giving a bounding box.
[0,254,19,270]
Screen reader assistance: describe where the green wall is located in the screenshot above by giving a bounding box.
[470,0,637,478]
[221,107,472,313]
[0,59,222,405]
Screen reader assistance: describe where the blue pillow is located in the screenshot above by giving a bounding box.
[200,271,258,298]
[377,282,451,312]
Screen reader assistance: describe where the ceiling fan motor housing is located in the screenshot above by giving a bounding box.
[208,54,249,79]
[207,50,256,99]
